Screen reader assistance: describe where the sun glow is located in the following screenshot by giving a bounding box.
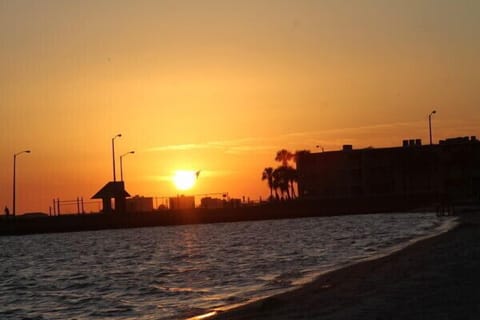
[172,170,198,191]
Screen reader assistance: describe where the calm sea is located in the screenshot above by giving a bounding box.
[0,213,454,320]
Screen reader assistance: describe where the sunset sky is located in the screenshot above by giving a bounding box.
[1,0,479,213]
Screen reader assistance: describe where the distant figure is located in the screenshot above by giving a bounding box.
[4,206,10,217]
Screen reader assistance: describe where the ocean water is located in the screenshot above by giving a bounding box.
[0,212,454,320]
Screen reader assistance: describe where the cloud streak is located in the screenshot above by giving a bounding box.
[146,143,220,152]
[145,136,278,155]
[144,119,477,155]
[147,169,238,182]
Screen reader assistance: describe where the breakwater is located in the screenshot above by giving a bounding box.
[0,197,431,236]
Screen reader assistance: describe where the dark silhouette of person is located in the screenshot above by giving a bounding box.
[4,206,10,217]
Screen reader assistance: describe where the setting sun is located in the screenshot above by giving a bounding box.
[172,170,198,191]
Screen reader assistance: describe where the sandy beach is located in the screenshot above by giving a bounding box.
[210,213,480,320]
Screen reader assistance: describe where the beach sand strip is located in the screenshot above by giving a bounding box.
[211,213,480,320]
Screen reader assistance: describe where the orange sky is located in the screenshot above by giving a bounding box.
[1,0,479,213]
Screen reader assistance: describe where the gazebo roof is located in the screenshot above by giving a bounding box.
[92,181,130,199]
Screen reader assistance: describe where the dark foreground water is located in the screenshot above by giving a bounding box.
[0,213,454,320]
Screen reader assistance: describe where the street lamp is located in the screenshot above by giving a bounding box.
[112,133,122,181]
[13,150,31,216]
[120,151,135,182]
[429,110,436,145]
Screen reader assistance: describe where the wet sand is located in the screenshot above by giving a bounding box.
[211,213,480,320]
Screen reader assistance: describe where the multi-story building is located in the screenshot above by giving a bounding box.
[126,196,154,212]
[296,136,480,207]
[169,195,195,210]
[200,197,225,209]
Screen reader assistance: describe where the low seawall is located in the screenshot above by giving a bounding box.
[0,199,431,236]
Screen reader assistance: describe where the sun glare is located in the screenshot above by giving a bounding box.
[172,170,197,191]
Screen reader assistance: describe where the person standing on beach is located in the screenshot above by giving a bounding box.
[4,206,9,217]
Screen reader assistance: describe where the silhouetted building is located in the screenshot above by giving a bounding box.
[126,196,153,213]
[296,137,480,207]
[227,198,242,208]
[169,195,195,210]
[200,197,225,209]
[91,181,130,213]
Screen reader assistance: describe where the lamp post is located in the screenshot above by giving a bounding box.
[120,151,135,182]
[112,134,122,181]
[13,150,31,216]
[429,110,436,145]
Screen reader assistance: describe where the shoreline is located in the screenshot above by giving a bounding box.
[204,212,480,320]
[0,200,435,236]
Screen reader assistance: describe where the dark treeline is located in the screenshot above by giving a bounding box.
[261,149,310,201]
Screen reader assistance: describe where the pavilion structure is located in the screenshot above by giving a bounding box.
[92,181,130,214]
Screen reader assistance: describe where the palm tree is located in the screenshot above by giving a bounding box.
[272,177,281,201]
[261,167,275,201]
[273,166,291,200]
[275,149,293,167]
[285,166,298,199]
